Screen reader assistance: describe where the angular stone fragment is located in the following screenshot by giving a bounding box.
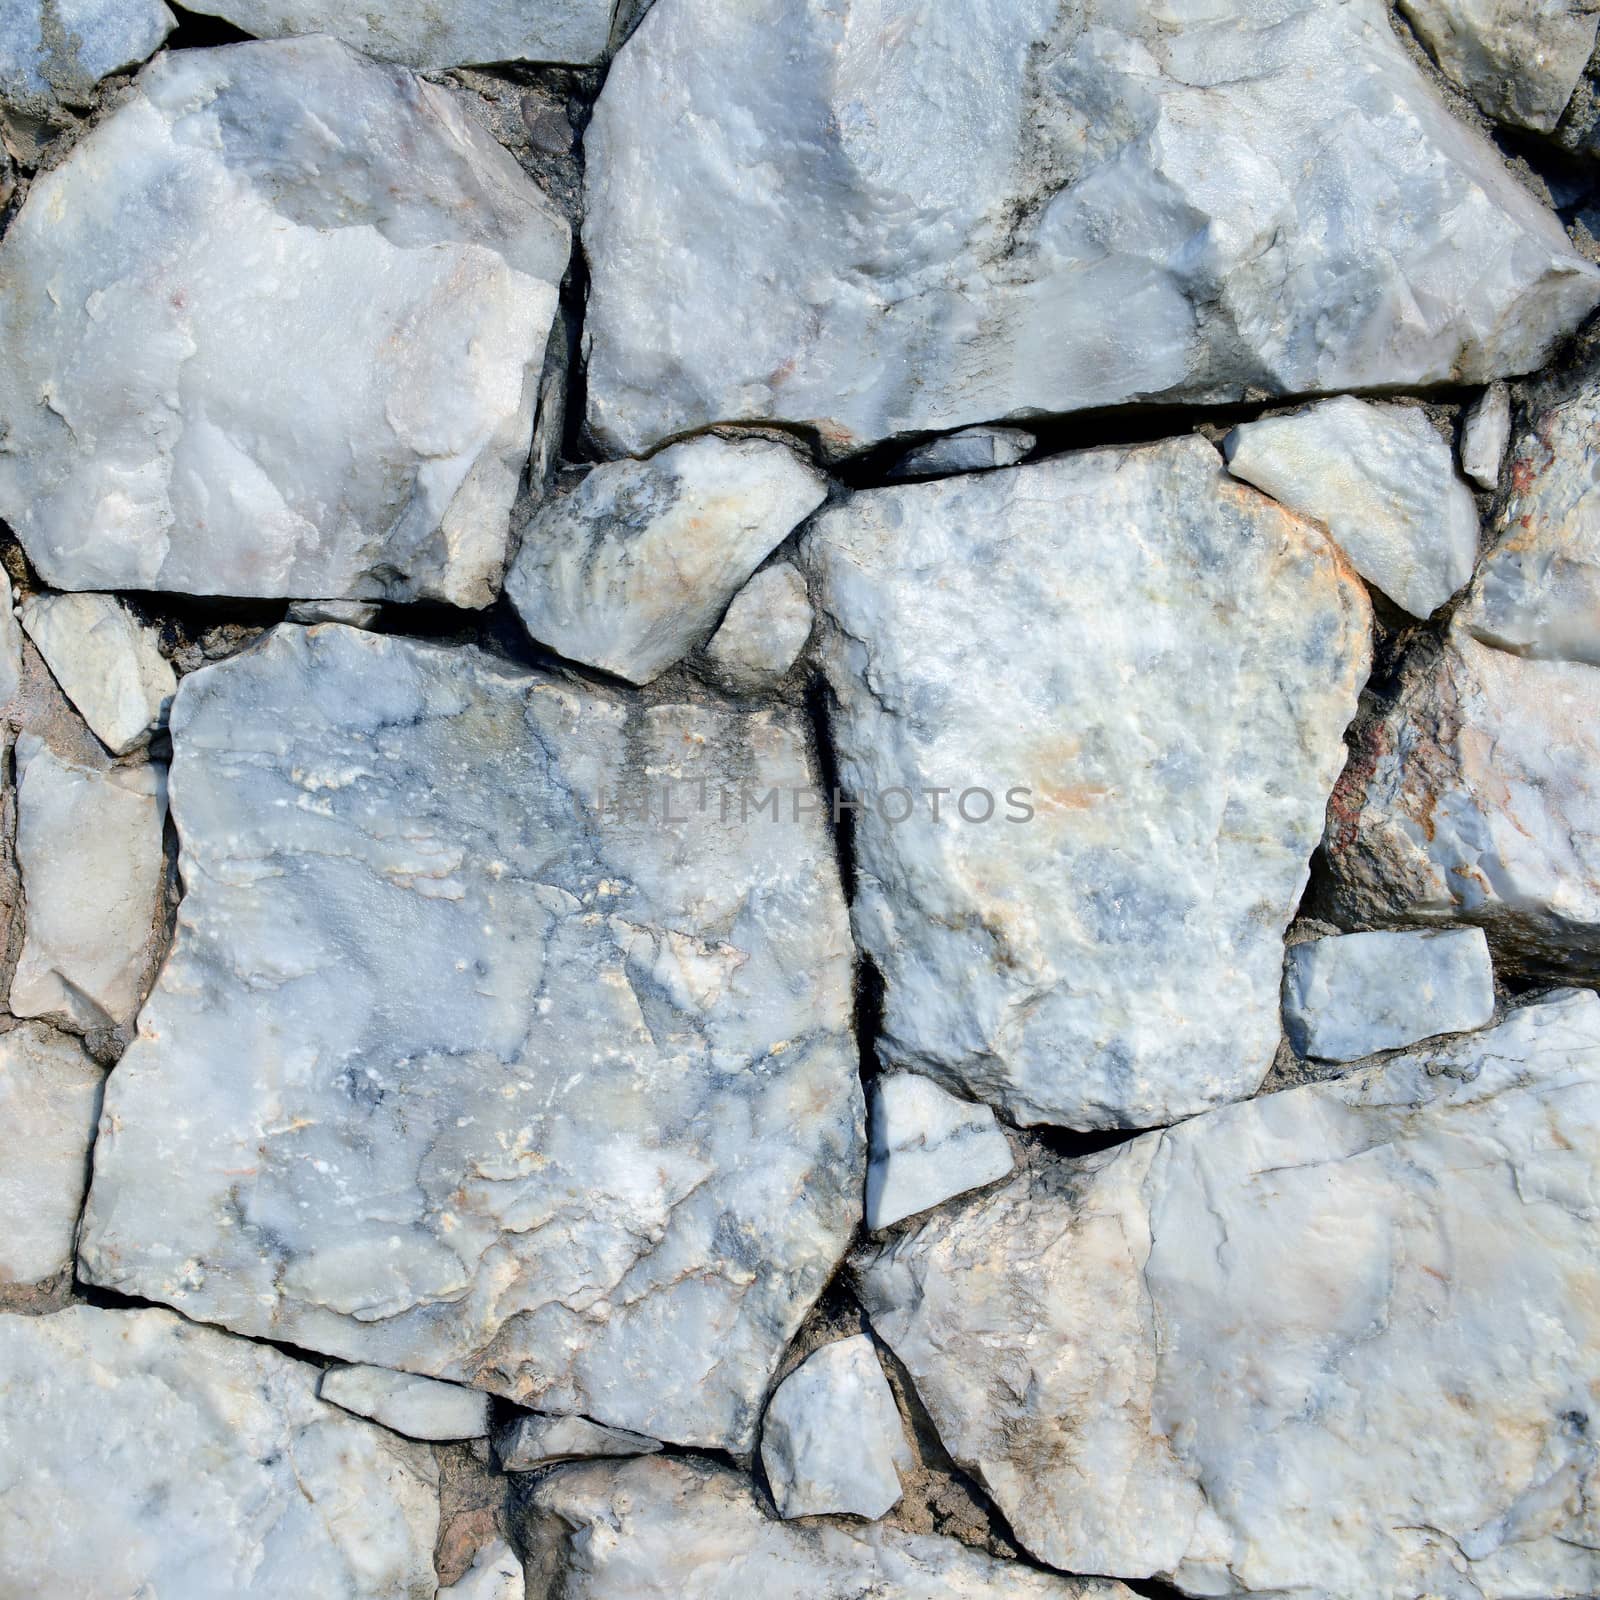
[759,1335,911,1520]
[1398,0,1599,132]
[804,439,1371,1129]
[520,1456,1136,1598]
[286,599,384,629]
[886,426,1036,482]
[857,991,1600,1600]
[0,1305,438,1597]
[321,1363,491,1440]
[9,736,167,1031]
[0,0,172,114]
[583,0,1599,459]
[1224,398,1478,618]
[0,38,569,607]
[1461,383,1512,491]
[1282,927,1496,1061]
[497,1412,662,1470]
[1324,630,1600,976]
[0,570,22,723]
[0,1023,102,1285]
[79,625,861,1452]
[866,1072,1013,1230]
[20,592,175,755]
[701,563,812,693]
[506,437,826,684]
[439,1539,525,1600]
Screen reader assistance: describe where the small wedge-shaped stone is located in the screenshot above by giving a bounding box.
[804,438,1371,1129]
[497,1412,662,1470]
[866,1072,1013,1230]
[1224,398,1479,619]
[520,1456,1137,1598]
[439,1539,525,1600]
[20,593,175,755]
[1461,384,1512,491]
[584,0,1599,458]
[0,38,569,607]
[886,427,1036,482]
[857,991,1600,1600]
[701,563,813,693]
[0,1023,102,1285]
[0,1306,438,1597]
[79,625,861,1452]
[320,1363,490,1440]
[0,0,172,114]
[506,437,826,684]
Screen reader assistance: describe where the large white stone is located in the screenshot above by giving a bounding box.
[497,1412,662,1470]
[0,0,172,113]
[0,1023,102,1284]
[1461,383,1512,491]
[79,624,862,1452]
[866,1071,1014,1230]
[700,563,813,693]
[0,1305,439,1598]
[1223,397,1479,619]
[506,437,826,685]
[857,991,1600,1599]
[583,0,1599,459]
[0,38,569,607]
[803,438,1371,1129]
[320,1363,491,1441]
[9,736,167,1031]
[520,1455,1137,1598]
[20,592,176,755]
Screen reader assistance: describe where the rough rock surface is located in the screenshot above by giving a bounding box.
[79,624,862,1452]
[0,38,570,607]
[759,1333,912,1520]
[320,1364,491,1441]
[506,437,826,685]
[866,1072,1013,1231]
[0,1023,102,1285]
[20,592,176,755]
[0,0,172,114]
[0,1304,439,1597]
[1223,398,1478,618]
[886,427,1036,482]
[583,0,1599,459]
[520,1455,1136,1598]
[9,735,167,1031]
[857,991,1600,1599]
[1282,927,1496,1061]
[1461,383,1512,491]
[498,1412,662,1470]
[701,563,813,693]
[439,1538,525,1600]
[804,438,1371,1129]
[286,599,384,629]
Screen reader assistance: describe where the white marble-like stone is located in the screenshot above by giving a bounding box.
[0,570,22,722]
[0,1023,102,1284]
[803,438,1370,1129]
[19,592,175,755]
[0,38,569,608]
[520,1456,1136,1598]
[286,599,384,629]
[506,438,826,685]
[0,1305,438,1597]
[79,625,862,1452]
[583,0,1599,459]
[886,427,1036,482]
[1461,383,1513,491]
[866,1072,1013,1230]
[1283,927,1496,1061]
[0,0,172,113]
[320,1363,490,1440]
[9,736,167,1031]
[498,1412,662,1470]
[439,1539,526,1600]
[701,563,813,693]
[1224,398,1479,618]
[760,1334,911,1520]
[857,990,1600,1600]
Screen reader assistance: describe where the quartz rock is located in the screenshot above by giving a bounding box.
[759,1334,912,1520]
[440,1539,525,1600]
[867,1072,1013,1230]
[520,1455,1136,1598]
[9,736,167,1031]
[804,438,1371,1129]
[286,599,384,629]
[886,427,1036,482]
[583,0,1599,460]
[506,437,826,685]
[1223,398,1479,618]
[0,1023,102,1284]
[179,0,616,70]
[0,1305,438,1597]
[1398,0,1599,132]
[1323,630,1600,976]
[79,624,861,1452]
[0,0,172,114]
[498,1411,662,1470]
[701,563,813,692]
[19,592,175,755]
[0,570,22,722]
[1282,927,1496,1061]
[320,1363,490,1440]
[1461,383,1513,491]
[0,37,569,608]
[856,990,1600,1599]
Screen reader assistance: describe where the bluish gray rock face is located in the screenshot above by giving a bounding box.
[78,625,861,1452]
[0,0,172,113]
[866,1072,1013,1230]
[583,0,1599,459]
